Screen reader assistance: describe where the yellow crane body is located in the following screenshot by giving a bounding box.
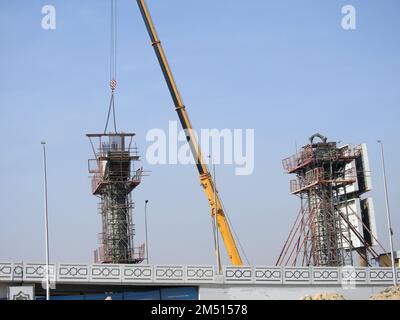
[136,0,243,266]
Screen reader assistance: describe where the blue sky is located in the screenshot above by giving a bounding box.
[0,0,399,265]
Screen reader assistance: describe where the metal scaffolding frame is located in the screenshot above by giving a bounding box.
[87,133,144,264]
[277,134,384,267]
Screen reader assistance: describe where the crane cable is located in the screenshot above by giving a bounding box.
[209,158,250,265]
[104,0,118,134]
[219,197,251,266]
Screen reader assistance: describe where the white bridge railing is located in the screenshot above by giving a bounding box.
[0,262,398,285]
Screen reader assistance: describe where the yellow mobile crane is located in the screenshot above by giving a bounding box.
[136,0,243,266]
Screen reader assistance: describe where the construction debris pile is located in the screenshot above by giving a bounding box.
[369,286,400,300]
[301,293,346,300]
[300,286,400,300]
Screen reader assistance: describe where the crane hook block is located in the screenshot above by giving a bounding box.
[110,79,117,91]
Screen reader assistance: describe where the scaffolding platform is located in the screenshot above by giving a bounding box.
[87,133,144,264]
[277,133,380,268]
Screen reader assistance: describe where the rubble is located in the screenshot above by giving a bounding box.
[369,286,400,300]
[301,293,346,300]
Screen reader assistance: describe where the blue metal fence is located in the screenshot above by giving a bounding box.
[37,286,198,300]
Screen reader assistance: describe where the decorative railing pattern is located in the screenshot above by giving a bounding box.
[186,266,215,283]
[312,267,340,284]
[0,263,398,286]
[224,266,253,283]
[58,263,90,282]
[254,267,282,284]
[341,267,368,284]
[123,264,153,283]
[283,267,311,284]
[23,263,56,282]
[154,265,185,282]
[91,264,121,282]
[0,263,12,281]
[368,267,395,284]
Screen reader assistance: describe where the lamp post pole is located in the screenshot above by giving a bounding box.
[210,156,222,275]
[377,140,397,286]
[41,141,50,300]
[213,163,222,274]
[145,200,149,264]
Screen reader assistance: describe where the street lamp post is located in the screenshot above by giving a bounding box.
[377,140,398,286]
[209,156,222,275]
[213,162,222,274]
[41,141,50,300]
[145,200,149,264]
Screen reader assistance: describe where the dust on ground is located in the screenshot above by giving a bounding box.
[301,293,346,300]
[369,286,400,300]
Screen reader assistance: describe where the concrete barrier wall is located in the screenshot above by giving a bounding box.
[0,262,398,286]
[198,284,388,300]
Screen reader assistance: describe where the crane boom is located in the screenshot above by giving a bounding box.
[136,0,243,266]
